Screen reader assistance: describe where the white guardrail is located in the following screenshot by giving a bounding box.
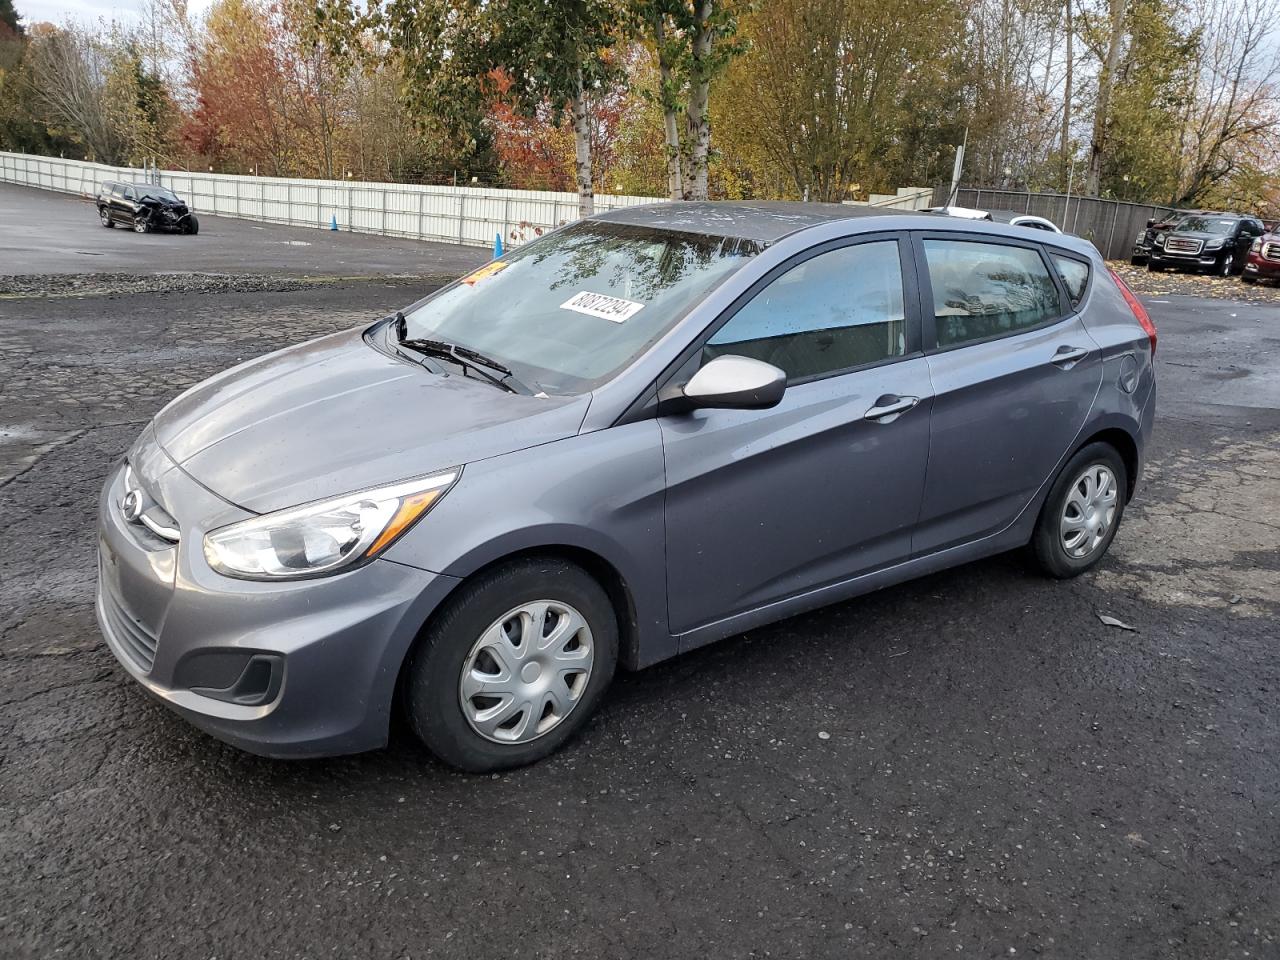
[0,151,663,248]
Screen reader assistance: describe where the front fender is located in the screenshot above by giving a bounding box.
[382,421,674,667]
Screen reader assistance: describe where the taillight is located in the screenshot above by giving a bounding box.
[1108,268,1157,355]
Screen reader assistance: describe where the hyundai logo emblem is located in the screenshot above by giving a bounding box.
[121,489,144,522]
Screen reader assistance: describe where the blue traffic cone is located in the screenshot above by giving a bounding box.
[494,233,504,257]
[330,215,339,231]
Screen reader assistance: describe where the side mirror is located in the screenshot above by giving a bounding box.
[681,355,787,410]
[1145,218,1155,228]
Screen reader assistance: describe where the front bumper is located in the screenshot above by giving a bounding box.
[1244,256,1280,280]
[1149,248,1226,271]
[96,455,460,757]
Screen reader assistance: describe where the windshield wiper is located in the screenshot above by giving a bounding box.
[390,314,531,395]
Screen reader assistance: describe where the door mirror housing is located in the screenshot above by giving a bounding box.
[1145,218,1155,228]
[681,355,787,410]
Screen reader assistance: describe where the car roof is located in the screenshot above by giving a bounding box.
[587,200,1100,259]
[588,200,931,243]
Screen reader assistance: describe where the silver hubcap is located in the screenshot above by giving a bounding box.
[1060,464,1119,559]
[459,600,594,744]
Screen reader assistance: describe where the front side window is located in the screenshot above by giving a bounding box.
[703,240,907,380]
[924,239,1061,348]
[1051,254,1090,305]
[400,221,763,395]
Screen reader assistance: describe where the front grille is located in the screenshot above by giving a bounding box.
[1263,242,1280,263]
[1164,236,1203,255]
[100,572,159,672]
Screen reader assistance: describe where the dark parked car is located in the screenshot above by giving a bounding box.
[96,181,199,234]
[1147,213,1266,276]
[97,202,1156,772]
[1242,227,1280,284]
[1130,210,1200,265]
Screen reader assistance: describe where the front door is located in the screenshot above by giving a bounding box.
[911,234,1103,554]
[661,236,933,636]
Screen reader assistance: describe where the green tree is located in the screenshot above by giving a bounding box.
[634,0,747,200]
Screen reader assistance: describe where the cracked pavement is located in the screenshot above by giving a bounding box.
[1,195,1278,958]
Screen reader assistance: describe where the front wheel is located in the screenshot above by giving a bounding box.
[1031,443,1128,579]
[1215,254,1234,277]
[1241,275,1257,285]
[403,558,618,772]
[133,216,150,234]
[185,214,200,235]
[1147,262,1163,272]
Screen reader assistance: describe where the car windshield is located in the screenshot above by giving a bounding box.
[138,186,178,201]
[1177,217,1235,235]
[399,220,764,394]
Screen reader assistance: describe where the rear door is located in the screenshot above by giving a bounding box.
[911,233,1103,554]
[660,234,933,636]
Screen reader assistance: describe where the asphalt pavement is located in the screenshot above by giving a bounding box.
[1,185,1278,959]
[0,181,487,277]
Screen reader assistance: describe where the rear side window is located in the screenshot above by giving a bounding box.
[923,239,1061,348]
[1051,255,1090,306]
[705,240,907,380]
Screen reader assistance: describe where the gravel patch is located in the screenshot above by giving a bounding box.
[1109,261,1280,305]
[0,272,456,300]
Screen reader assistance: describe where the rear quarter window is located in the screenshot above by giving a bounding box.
[1050,254,1090,306]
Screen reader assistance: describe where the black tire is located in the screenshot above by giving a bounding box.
[99,206,114,228]
[186,215,200,235]
[1215,254,1233,278]
[1241,275,1257,284]
[1130,256,1145,266]
[403,558,618,772]
[1031,442,1129,579]
[1147,261,1163,272]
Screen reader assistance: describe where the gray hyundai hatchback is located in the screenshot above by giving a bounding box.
[97,202,1157,771]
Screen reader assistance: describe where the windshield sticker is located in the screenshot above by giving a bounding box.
[560,291,645,323]
[460,261,508,286]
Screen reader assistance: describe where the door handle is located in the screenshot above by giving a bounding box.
[1050,345,1089,368]
[864,394,919,423]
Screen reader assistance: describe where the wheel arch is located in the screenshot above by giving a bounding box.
[1072,425,1140,502]
[389,541,651,732]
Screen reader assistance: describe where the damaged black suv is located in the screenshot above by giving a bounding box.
[96,181,200,235]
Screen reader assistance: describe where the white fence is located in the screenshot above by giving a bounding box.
[0,151,663,248]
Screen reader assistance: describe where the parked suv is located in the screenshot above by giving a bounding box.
[1242,226,1280,285]
[1131,210,1199,265]
[1147,213,1266,276]
[96,181,200,234]
[97,202,1156,772]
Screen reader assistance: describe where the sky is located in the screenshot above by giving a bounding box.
[17,0,213,27]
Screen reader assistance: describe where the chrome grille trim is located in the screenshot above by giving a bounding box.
[1263,242,1280,263]
[1164,236,1203,255]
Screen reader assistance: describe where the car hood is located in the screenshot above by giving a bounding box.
[1165,230,1231,243]
[153,327,590,514]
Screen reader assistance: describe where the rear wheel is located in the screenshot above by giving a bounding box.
[1031,443,1128,579]
[99,207,114,228]
[403,558,618,772]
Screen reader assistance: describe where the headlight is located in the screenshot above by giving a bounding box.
[1251,238,1262,253]
[203,471,458,580]
[1136,232,1147,243]
[1154,233,1166,245]
[1204,238,1224,250]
